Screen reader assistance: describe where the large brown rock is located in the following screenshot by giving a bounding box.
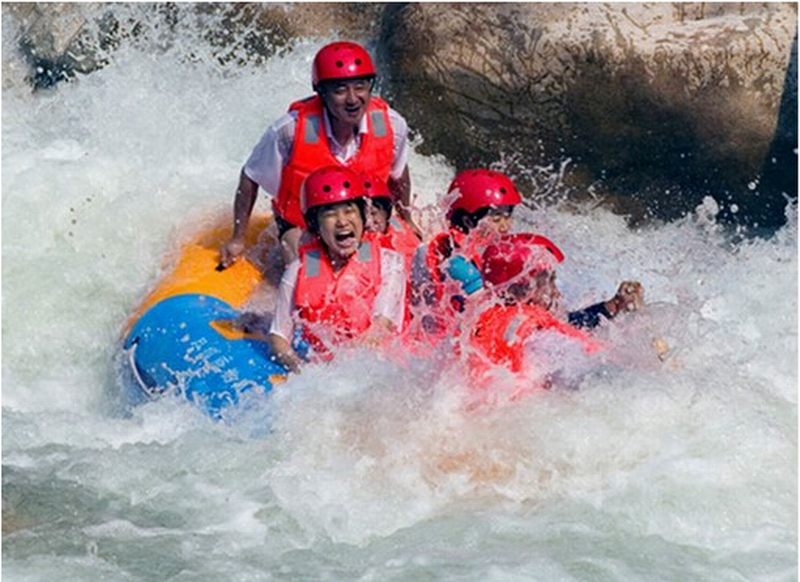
[2,3,382,87]
[4,2,796,227]
[381,3,797,226]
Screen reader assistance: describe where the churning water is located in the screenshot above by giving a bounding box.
[2,7,797,581]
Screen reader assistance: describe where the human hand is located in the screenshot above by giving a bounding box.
[606,281,644,317]
[361,316,396,348]
[273,349,303,374]
[218,238,246,270]
[265,332,304,374]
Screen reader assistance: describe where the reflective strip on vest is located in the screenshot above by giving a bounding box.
[503,315,525,345]
[306,250,322,277]
[304,115,322,144]
[306,243,371,276]
[371,110,388,138]
[357,242,372,263]
[389,217,403,230]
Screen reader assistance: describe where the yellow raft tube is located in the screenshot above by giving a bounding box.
[121,214,287,419]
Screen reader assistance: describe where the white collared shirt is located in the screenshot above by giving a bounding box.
[321,105,368,161]
[244,101,409,198]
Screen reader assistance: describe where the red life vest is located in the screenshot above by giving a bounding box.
[374,215,418,331]
[422,228,502,301]
[469,303,601,374]
[381,215,419,268]
[294,233,383,346]
[401,229,476,350]
[462,302,601,406]
[275,95,395,228]
[408,228,494,344]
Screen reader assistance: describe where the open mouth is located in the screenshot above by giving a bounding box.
[335,230,357,245]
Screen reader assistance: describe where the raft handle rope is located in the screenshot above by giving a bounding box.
[126,340,166,399]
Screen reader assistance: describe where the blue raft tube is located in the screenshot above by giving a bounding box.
[120,215,288,419]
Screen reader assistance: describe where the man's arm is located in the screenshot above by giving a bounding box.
[373,248,408,331]
[388,166,422,238]
[266,333,303,374]
[568,281,644,329]
[219,169,259,268]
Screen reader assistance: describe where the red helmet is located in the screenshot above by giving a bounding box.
[360,173,392,201]
[481,233,564,286]
[301,165,364,216]
[312,41,376,89]
[446,169,522,219]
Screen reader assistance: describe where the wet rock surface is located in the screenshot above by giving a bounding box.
[4,2,796,229]
[381,3,797,228]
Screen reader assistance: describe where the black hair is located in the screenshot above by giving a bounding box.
[449,205,515,234]
[304,198,367,236]
[449,208,489,234]
[369,196,393,219]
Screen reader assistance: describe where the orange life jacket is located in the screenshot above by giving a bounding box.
[294,233,383,347]
[407,228,493,346]
[374,215,418,331]
[381,215,419,268]
[422,228,503,300]
[469,303,601,374]
[462,302,601,406]
[275,95,395,228]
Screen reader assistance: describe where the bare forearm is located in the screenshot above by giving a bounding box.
[267,333,303,374]
[388,166,411,209]
[389,166,421,237]
[232,169,259,240]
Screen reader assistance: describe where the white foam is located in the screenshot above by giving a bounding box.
[2,7,796,579]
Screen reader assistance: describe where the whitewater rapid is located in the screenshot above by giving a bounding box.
[2,8,797,581]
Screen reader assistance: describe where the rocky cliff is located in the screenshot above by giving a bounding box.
[4,2,796,229]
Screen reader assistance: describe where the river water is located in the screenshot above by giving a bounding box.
[2,7,797,581]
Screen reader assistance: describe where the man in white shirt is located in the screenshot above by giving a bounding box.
[219,41,414,270]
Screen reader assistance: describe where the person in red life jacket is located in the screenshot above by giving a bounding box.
[408,168,523,345]
[466,234,644,400]
[479,234,645,332]
[219,41,416,270]
[361,173,421,332]
[265,165,408,373]
[361,173,421,268]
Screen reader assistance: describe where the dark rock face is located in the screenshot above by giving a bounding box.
[380,3,797,228]
[5,2,796,229]
[757,31,798,225]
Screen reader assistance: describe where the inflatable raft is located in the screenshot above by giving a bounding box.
[121,214,287,419]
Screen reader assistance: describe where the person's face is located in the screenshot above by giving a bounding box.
[316,201,364,263]
[366,200,389,234]
[476,206,514,237]
[529,270,561,312]
[504,270,561,312]
[322,78,372,126]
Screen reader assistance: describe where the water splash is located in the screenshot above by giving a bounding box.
[2,6,796,580]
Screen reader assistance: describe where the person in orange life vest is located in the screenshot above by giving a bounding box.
[408,169,523,343]
[468,234,645,388]
[466,235,599,400]
[361,173,421,331]
[361,173,421,269]
[219,41,415,270]
[265,166,408,373]
[480,234,645,332]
